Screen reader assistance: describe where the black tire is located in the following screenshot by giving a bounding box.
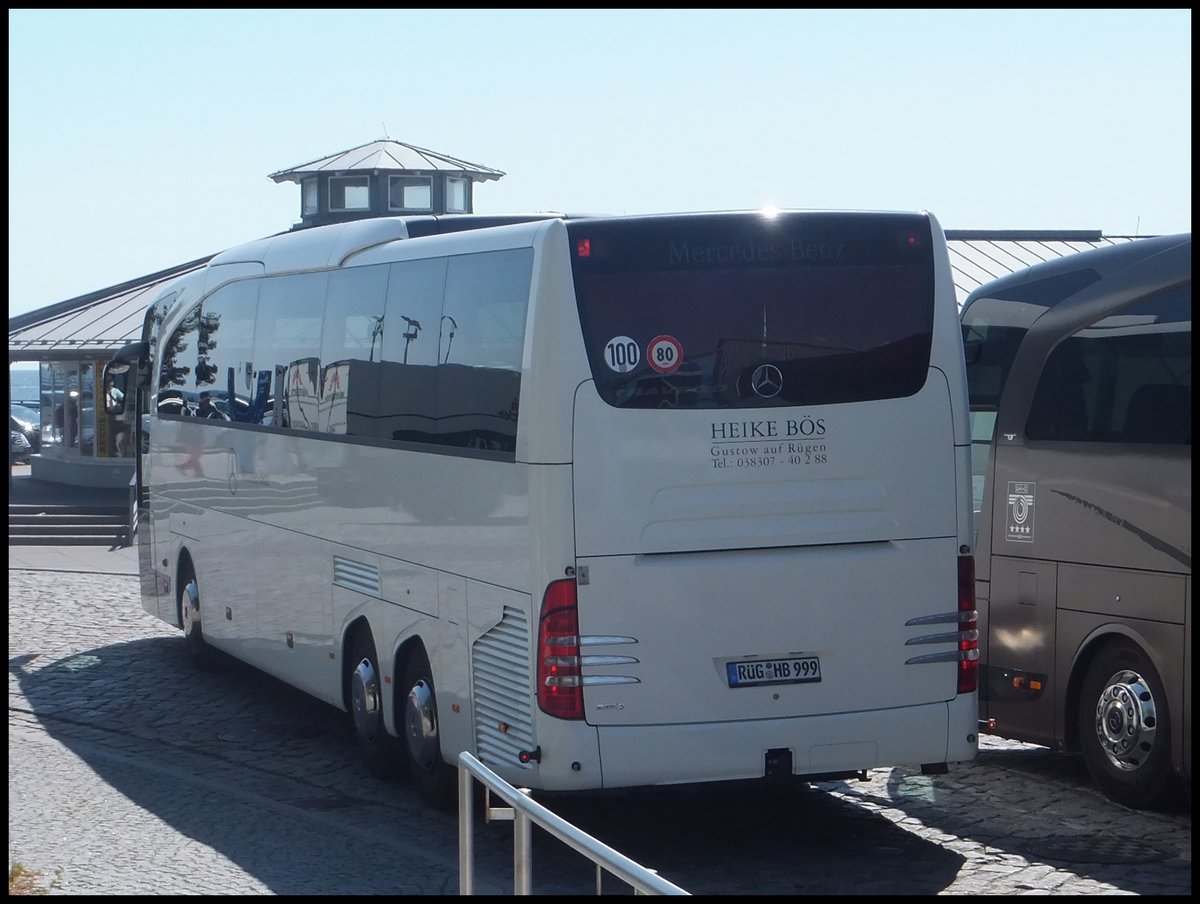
[401,646,456,808]
[177,565,216,671]
[348,630,402,779]
[1077,640,1177,809]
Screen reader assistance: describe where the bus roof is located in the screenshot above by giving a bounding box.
[961,232,1191,312]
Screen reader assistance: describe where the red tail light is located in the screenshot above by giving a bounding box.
[537,578,583,719]
[958,554,979,694]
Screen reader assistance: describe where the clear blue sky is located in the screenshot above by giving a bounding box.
[7,8,1192,319]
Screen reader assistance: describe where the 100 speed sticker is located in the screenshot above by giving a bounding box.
[604,336,641,373]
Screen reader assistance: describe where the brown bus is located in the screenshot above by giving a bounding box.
[961,232,1191,809]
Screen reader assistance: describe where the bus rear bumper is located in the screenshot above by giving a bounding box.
[592,694,979,789]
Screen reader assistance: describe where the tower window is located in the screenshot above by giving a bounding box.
[389,175,432,212]
[330,176,371,212]
[446,177,468,213]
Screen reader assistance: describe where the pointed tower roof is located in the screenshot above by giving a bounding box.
[268,138,504,184]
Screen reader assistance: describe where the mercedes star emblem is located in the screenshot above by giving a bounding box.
[750,363,783,398]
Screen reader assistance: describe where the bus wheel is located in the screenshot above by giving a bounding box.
[348,630,401,779]
[178,567,215,671]
[1077,641,1176,809]
[402,646,456,808]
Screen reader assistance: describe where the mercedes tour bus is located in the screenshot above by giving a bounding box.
[104,208,979,807]
[961,232,1191,809]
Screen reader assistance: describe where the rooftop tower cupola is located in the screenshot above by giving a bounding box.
[268,138,505,230]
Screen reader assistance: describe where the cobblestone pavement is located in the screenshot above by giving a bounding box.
[7,561,1192,895]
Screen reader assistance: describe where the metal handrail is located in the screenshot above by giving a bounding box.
[457,752,690,896]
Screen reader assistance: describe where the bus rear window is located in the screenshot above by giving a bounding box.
[567,213,935,409]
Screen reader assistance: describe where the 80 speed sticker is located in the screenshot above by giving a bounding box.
[647,335,683,374]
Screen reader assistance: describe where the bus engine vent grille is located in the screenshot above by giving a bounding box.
[472,605,535,770]
[332,556,381,598]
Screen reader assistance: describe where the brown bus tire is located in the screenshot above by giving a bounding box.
[1077,641,1176,810]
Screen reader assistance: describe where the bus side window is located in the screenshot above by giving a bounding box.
[1028,282,1192,445]
[1026,346,1090,441]
[255,274,326,431]
[159,305,200,414]
[1123,384,1191,444]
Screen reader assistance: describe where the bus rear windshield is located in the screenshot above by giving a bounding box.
[567,213,935,410]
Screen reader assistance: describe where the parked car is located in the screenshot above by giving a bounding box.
[10,428,32,464]
[11,404,41,455]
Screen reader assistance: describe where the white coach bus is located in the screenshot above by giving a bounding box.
[104,209,979,807]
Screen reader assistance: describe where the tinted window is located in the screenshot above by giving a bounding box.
[437,249,531,450]
[320,264,391,435]
[1026,283,1191,443]
[961,316,1033,411]
[382,257,446,368]
[159,304,200,415]
[961,269,1101,410]
[568,213,935,409]
[197,280,259,423]
[357,257,448,445]
[321,265,390,368]
[157,250,534,461]
[256,273,328,431]
[321,250,532,457]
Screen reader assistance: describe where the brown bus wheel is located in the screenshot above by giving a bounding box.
[1077,640,1177,810]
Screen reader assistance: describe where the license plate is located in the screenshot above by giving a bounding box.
[726,656,821,688]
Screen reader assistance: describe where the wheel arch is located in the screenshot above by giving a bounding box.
[174,546,197,630]
[391,635,429,718]
[388,629,432,744]
[340,615,374,712]
[1064,624,1161,754]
